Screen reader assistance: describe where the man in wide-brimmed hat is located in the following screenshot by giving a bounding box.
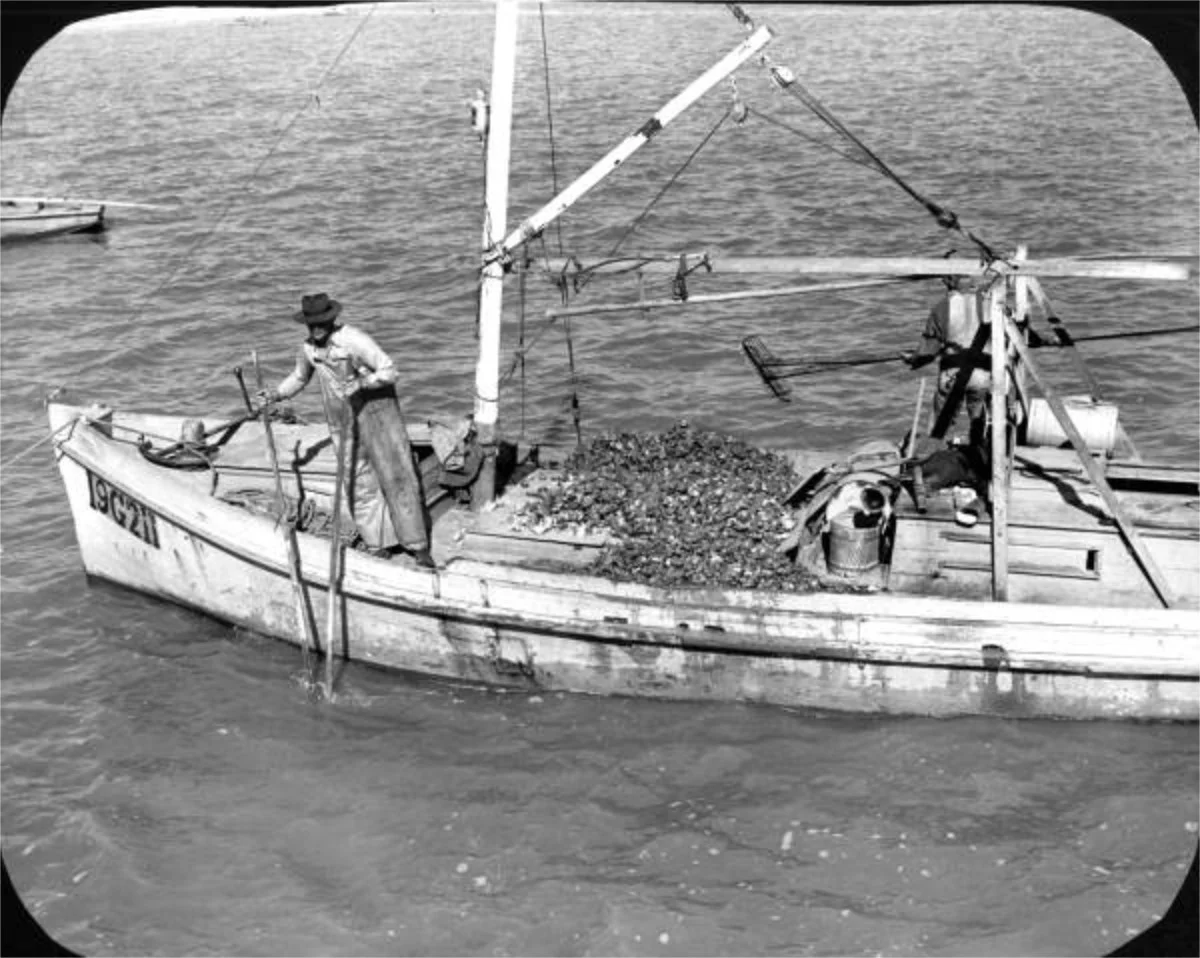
[258,292,434,567]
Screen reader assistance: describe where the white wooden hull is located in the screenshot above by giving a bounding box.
[48,402,1200,721]
[0,203,104,241]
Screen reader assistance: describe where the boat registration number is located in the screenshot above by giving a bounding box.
[86,470,160,549]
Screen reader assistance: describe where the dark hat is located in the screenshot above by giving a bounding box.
[293,292,342,325]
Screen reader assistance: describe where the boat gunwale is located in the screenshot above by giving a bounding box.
[50,402,1200,679]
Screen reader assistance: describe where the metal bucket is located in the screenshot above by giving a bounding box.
[827,511,881,575]
[1025,396,1118,454]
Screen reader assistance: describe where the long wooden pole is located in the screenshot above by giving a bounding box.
[907,377,928,513]
[472,0,519,509]
[491,26,774,260]
[324,408,350,699]
[541,255,1191,282]
[544,277,912,319]
[988,284,1010,601]
[250,351,318,675]
[1003,317,1176,608]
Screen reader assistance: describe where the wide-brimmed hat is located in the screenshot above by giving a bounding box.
[293,292,342,325]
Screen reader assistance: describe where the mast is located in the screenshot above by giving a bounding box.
[470,16,775,505]
[471,0,519,509]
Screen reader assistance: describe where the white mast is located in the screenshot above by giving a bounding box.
[471,0,519,508]
[470,14,774,505]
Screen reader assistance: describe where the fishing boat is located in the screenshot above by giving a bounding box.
[45,3,1198,721]
[1,195,166,242]
[1,197,105,241]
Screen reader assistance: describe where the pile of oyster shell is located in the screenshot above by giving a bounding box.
[518,421,818,590]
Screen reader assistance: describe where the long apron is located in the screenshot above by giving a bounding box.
[349,385,429,551]
[318,377,428,552]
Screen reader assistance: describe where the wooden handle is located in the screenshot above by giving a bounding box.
[232,366,255,416]
[911,464,928,514]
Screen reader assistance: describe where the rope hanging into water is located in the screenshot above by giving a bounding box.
[725,3,1004,264]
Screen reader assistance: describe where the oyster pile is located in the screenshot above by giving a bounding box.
[520,421,818,591]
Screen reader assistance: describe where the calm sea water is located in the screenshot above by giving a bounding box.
[2,4,1197,956]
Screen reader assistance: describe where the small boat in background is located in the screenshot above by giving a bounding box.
[0,195,167,243]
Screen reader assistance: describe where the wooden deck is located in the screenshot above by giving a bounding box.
[888,446,1200,608]
[120,411,1199,610]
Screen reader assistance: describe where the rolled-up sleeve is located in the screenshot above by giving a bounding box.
[276,347,314,399]
[343,327,398,388]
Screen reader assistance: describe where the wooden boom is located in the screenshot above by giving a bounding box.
[489,26,774,260]
[543,255,1191,282]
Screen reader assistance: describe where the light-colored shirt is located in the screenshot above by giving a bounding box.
[276,324,398,402]
[913,290,990,368]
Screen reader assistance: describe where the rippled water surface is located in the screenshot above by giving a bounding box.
[2,4,1197,956]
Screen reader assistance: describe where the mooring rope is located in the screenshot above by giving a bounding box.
[1,418,78,469]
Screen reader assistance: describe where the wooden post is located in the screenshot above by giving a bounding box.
[988,283,1009,601]
[471,0,519,509]
[1013,246,1029,323]
[1004,316,1176,608]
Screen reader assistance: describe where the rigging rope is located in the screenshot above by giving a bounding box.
[567,108,734,298]
[725,2,1005,264]
[606,106,733,262]
[114,5,380,340]
[539,3,565,258]
[563,314,583,445]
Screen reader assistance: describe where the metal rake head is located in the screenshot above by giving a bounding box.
[741,335,792,402]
